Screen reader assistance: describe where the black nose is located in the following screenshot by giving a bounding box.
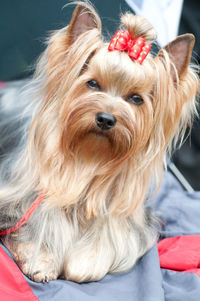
[95,112,117,130]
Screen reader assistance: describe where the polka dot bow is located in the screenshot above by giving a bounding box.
[108,30,151,64]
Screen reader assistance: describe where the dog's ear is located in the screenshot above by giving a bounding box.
[159,34,195,80]
[66,3,101,45]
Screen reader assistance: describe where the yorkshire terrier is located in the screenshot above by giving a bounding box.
[0,2,198,283]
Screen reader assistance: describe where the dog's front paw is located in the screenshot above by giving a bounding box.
[3,240,60,282]
[64,251,111,283]
[21,259,59,283]
[65,263,102,283]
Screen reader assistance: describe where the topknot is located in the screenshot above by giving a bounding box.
[120,13,157,44]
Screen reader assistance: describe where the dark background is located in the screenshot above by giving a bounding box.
[0,0,131,81]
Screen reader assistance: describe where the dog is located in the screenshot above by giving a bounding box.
[0,1,198,283]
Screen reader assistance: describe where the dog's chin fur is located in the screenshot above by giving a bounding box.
[76,131,113,158]
[0,2,199,283]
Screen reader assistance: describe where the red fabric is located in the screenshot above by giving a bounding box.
[0,246,39,301]
[158,235,200,277]
[0,82,5,88]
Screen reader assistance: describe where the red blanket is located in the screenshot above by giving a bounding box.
[158,235,200,277]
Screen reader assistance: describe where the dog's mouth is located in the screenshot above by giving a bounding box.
[69,128,116,163]
[88,129,113,144]
[90,130,107,138]
[66,124,133,165]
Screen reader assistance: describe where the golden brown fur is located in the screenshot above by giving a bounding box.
[0,2,198,283]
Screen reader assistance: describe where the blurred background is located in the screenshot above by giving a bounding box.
[0,0,200,189]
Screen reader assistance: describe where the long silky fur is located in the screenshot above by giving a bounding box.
[0,2,199,282]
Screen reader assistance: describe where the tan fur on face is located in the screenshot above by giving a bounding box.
[0,2,199,283]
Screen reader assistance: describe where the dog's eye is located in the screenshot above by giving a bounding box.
[86,80,101,91]
[127,94,144,105]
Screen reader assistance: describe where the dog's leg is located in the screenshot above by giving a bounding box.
[3,239,61,282]
[63,217,131,282]
[63,211,157,283]
[63,218,115,282]
[64,241,114,283]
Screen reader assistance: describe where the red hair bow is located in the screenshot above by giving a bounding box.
[108,30,151,64]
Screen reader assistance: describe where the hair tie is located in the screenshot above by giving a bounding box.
[108,30,151,64]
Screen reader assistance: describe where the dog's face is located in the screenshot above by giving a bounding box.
[59,45,157,167]
[38,5,195,172]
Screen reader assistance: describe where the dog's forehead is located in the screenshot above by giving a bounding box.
[87,46,156,95]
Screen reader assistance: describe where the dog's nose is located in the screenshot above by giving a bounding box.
[95,112,117,130]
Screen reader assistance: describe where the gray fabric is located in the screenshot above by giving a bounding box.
[162,270,200,301]
[149,171,200,237]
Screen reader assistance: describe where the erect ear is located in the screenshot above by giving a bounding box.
[159,34,195,80]
[66,3,101,45]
